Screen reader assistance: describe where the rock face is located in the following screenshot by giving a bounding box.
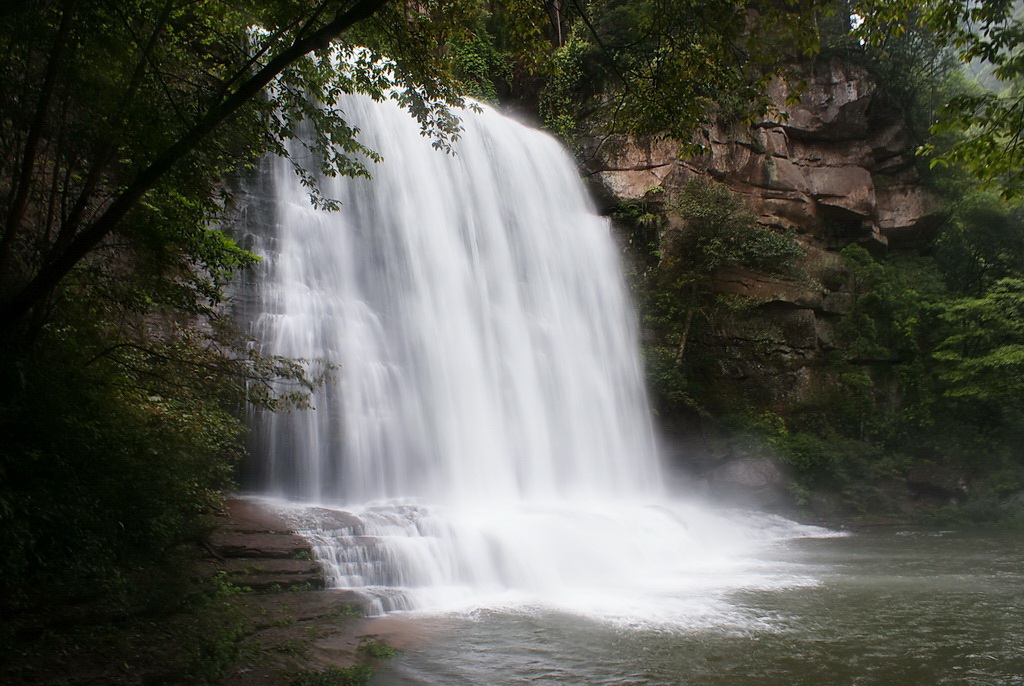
[203,498,324,591]
[592,58,941,250]
[906,460,969,502]
[590,57,945,411]
[587,57,945,508]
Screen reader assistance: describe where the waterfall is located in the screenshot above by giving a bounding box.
[247,95,660,506]
[242,94,829,619]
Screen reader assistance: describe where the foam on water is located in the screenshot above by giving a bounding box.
[259,495,837,628]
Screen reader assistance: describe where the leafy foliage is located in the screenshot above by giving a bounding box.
[667,180,806,275]
[934,189,1024,295]
[0,0,479,332]
[0,277,325,611]
[857,0,1024,197]
[540,0,826,144]
[449,32,512,104]
[934,278,1024,413]
[770,218,1024,507]
[357,637,399,659]
[626,180,805,418]
[292,665,375,686]
[837,245,947,361]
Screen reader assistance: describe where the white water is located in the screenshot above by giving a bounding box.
[244,93,833,623]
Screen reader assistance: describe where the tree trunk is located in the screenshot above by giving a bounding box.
[674,282,700,367]
[0,0,77,276]
[674,305,696,367]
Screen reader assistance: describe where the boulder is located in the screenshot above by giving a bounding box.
[763,155,807,192]
[705,456,791,507]
[805,164,876,219]
[875,183,943,246]
[588,135,679,199]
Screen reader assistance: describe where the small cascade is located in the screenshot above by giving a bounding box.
[267,497,835,621]
[242,90,834,621]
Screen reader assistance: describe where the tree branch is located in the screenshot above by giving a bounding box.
[0,0,386,334]
[50,0,176,261]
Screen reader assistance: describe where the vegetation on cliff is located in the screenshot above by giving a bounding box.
[603,1,1024,522]
[857,0,1024,198]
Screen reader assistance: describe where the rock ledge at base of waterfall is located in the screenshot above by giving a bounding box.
[200,497,325,591]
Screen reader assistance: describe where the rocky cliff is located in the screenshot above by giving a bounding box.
[586,57,949,512]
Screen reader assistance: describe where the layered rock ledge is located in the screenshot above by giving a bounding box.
[201,497,325,592]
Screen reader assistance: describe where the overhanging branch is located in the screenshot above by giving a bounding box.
[0,0,386,334]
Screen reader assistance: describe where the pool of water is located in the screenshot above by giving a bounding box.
[366,528,1024,685]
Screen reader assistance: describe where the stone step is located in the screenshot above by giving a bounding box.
[208,530,312,559]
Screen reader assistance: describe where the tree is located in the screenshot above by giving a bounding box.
[934,278,1024,417]
[539,0,827,146]
[0,0,477,335]
[856,0,1024,197]
[627,180,804,419]
[661,180,804,364]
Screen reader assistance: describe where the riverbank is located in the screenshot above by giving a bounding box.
[0,497,395,685]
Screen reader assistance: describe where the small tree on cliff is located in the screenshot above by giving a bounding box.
[657,180,805,366]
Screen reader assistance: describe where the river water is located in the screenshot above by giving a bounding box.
[366,527,1024,685]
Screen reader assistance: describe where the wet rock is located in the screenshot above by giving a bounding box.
[208,531,312,559]
[202,497,328,592]
[286,506,364,532]
[220,497,295,532]
[808,491,843,518]
[209,558,323,590]
[705,457,791,507]
[1001,491,1024,515]
[874,478,918,517]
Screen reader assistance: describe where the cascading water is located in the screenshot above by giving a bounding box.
[247,93,659,505]
[242,91,833,622]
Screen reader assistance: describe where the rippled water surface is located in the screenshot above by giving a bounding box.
[367,528,1024,685]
